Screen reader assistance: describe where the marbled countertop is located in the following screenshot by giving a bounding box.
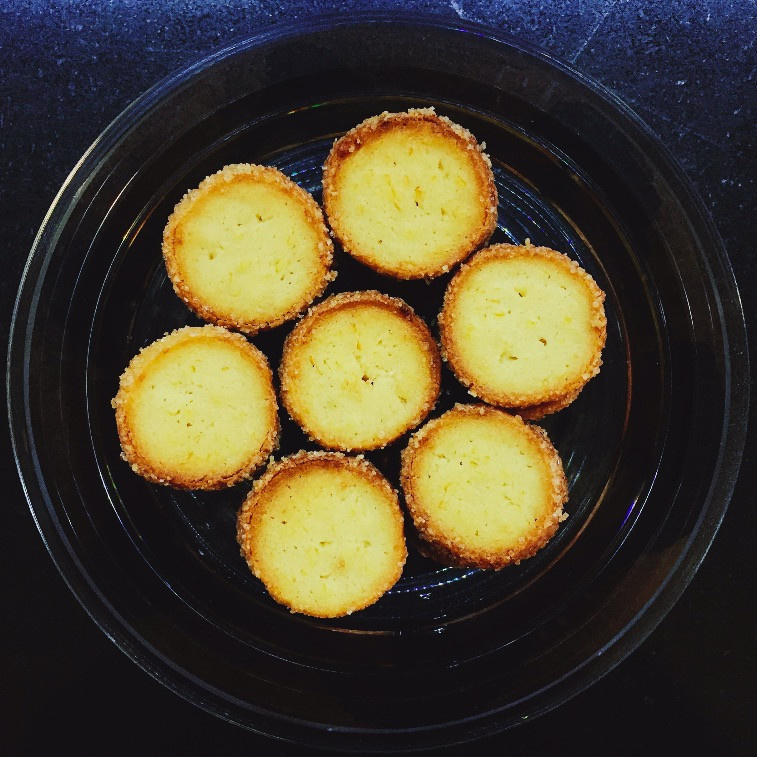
[2,1,754,753]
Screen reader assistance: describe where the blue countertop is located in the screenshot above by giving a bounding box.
[1,1,754,753]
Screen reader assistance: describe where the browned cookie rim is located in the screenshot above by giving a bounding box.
[237,450,407,617]
[112,325,280,490]
[439,243,607,408]
[515,387,584,421]
[163,163,335,335]
[280,290,442,451]
[400,404,568,569]
[322,108,498,279]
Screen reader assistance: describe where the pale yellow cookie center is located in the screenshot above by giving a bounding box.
[410,414,554,551]
[284,304,436,448]
[250,465,403,616]
[174,180,325,322]
[448,258,597,396]
[125,338,273,479]
[333,127,486,271]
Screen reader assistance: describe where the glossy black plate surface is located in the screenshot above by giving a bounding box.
[8,16,748,751]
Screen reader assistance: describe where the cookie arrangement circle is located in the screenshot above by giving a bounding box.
[113,108,607,617]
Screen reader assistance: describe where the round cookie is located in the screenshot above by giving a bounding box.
[323,108,497,279]
[237,452,407,617]
[400,404,568,569]
[113,325,279,489]
[439,243,607,414]
[163,163,334,335]
[280,291,441,451]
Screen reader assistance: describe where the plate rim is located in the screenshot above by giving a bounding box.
[7,11,749,748]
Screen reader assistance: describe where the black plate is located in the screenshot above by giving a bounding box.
[7,15,748,751]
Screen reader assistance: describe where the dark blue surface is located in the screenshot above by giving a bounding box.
[2,1,754,753]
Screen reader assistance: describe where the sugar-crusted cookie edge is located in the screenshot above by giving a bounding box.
[439,243,607,409]
[163,163,335,335]
[279,290,442,451]
[322,108,498,279]
[400,403,568,569]
[112,324,280,490]
[237,450,407,617]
